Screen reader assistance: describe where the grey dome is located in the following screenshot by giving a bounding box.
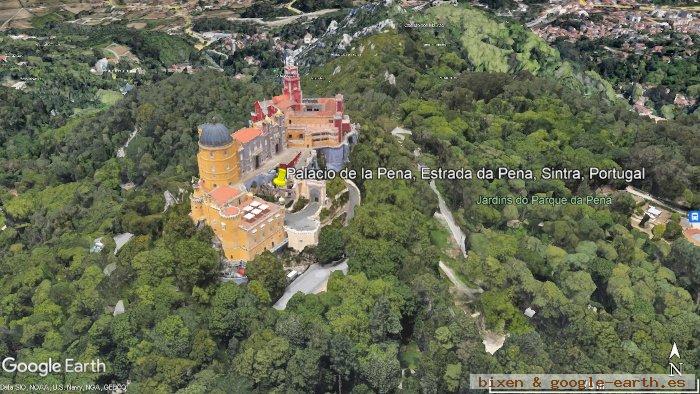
[199,123,232,147]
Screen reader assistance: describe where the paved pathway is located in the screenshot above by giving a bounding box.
[439,261,482,299]
[113,233,134,255]
[116,128,138,158]
[273,260,348,310]
[429,180,466,257]
[284,0,303,14]
[287,200,320,222]
[344,179,361,225]
[240,148,303,185]
[625,186,687,215]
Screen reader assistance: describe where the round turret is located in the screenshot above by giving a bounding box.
[196,123,241,192]
[199,123,233,147]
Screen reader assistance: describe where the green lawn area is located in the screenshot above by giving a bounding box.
[97,89,124,106]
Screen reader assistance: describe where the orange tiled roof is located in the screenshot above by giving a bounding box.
[209,185,244,207]
[284,97,337,117]
[233,127,263,144]
[315,97,337,116]
[272,94,293,111]
[684,228,700,246]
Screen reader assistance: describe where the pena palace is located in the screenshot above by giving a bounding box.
[190,59,357,262]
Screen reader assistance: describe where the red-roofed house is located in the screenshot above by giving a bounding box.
[209,184,245,206]
[233,127,263,144]
[233,120,286,175]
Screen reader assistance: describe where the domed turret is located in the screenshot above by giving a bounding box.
[195,123,240,192]
[199,123,233,147]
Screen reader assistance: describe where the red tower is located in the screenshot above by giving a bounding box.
[335,94,344,113]
[282,59,302,107]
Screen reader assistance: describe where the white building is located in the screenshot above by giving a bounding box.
[646,206,662,219]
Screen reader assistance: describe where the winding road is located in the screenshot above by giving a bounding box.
[273,260,348,310]
[224,8,339,27]
[625,186,687,215]
[287,200,321,223]
[275,174,360,309]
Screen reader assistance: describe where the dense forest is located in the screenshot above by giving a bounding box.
[0,2,698,393]
[0,24,198,129]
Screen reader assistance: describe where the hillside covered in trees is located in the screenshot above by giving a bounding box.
[0,2,698,393]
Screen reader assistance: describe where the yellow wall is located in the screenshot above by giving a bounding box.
[190,189,205,222]
[196,142,241,192]
[191,192,287,262]
[288,114,332,124]
[245,214,286,248]
[285,125,339,148]
[221,212,286,261]
[191,134,287,262]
